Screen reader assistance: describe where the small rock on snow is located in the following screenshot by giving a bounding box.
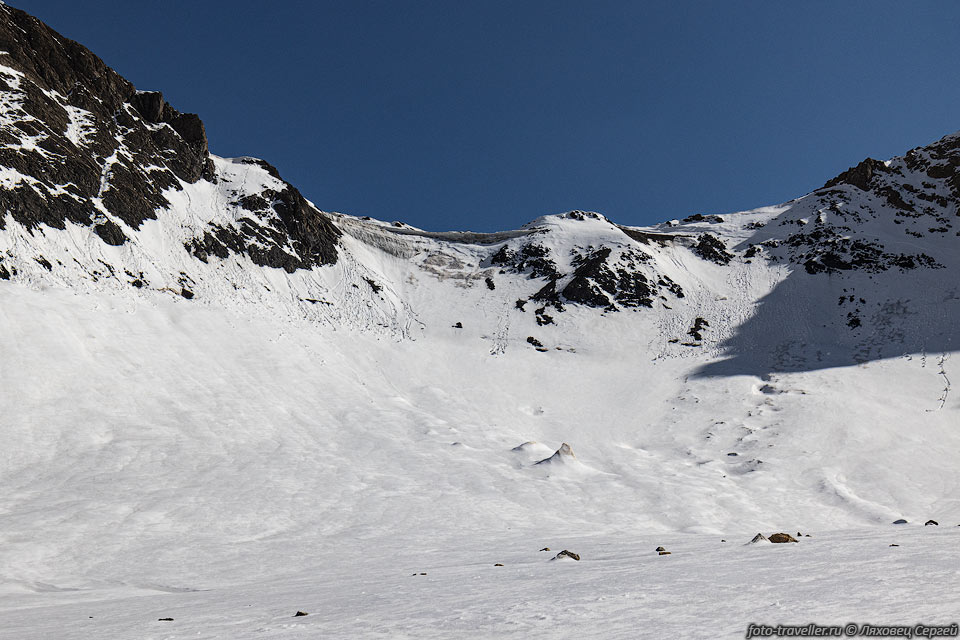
[769,533,798,543]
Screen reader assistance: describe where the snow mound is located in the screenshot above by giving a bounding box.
[534,442,578,466]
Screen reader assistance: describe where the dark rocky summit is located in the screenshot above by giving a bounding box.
[0,5,207,236]
[823,157,890,192]
[0,4,339,269]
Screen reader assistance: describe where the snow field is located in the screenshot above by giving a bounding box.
[1,282,957,637]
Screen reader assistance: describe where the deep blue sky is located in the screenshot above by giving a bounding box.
[14,1,960,231]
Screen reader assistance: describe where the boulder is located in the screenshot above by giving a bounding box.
[749,533,769,544]
[769,533,798,543]
[553,550,580,561]
[925,520,938,526]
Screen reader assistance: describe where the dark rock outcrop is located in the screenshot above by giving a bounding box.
[0,5,211,236]
[491,243,558,280]
[823,157,890,191]
[687,317,709,342]
[128,91,214,183]
[692,233,733,265]
[561,248,657,309]
[0,4,340,270]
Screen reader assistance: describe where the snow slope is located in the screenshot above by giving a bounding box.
[0,284,957,638]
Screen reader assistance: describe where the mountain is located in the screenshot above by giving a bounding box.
[0,5,958,638]
[1,0,957,369]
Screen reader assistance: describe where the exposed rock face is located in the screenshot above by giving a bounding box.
[762,134,960,277]
[526,245,684,314]
[127,91,214,183]
[491,243,559,280]
[0,3,339,269]
[561,248,659,309]
[0,5,206,237]
[185,161,340,272]
[921,135,960,198]
[823,157,890,191]
[692,233,733,265]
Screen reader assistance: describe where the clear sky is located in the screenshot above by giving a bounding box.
[13,1,960,231]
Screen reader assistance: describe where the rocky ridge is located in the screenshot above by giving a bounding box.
[0,3,339,274]
[0,5,958,372]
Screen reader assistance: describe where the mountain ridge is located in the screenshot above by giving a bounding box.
[0,0,957,330]
[1,0,957,374]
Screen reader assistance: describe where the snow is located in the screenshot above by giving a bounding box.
[64,106,95,147]
[10,531,960,640]
[0,262,958,637]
